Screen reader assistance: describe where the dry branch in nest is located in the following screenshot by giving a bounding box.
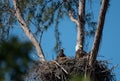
[25,56,115,81]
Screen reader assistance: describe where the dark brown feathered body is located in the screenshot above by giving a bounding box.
[56,49,66,62]
[75,49,89,60]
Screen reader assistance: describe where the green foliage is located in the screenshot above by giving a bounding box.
[0,36,33,81]
[0,0,16,40]
[70,74,91,81]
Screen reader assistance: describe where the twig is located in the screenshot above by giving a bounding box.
[52,61,68,74]
[68,11,78,25]
[110,64,118,71]
[55,74,60,79]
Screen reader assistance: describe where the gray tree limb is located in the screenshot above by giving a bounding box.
[89,0,109,66]
[12,0,45,62]
[76,0,85,52]
[68,11,78,25]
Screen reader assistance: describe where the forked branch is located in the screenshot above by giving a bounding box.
[89,0,109,66]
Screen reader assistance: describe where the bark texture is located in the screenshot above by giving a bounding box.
[68,0,85,59]
[77,0,85,51]
[89,0,109,66]
[75,0,85,59]
[12,0,45,62]
[69,0,85,52]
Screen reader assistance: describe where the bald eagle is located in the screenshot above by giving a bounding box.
[56,49,66,62]
[75,49,90,60]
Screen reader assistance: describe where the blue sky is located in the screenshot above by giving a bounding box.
[100,0,120,80]
[10,0,120,80]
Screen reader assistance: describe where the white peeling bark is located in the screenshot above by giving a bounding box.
[89,0,109,66]
[12,0,45,62]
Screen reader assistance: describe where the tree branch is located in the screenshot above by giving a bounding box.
[89,0,109,66]
[12,0,45,62]
[75,0,85,59]
[68,11,78,25]
[52,61,68,74]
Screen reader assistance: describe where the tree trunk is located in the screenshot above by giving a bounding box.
[12,0,45,62]
[75,0,85,52]
[89,0,109,66]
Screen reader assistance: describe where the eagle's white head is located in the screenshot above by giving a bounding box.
[75,44,82,51]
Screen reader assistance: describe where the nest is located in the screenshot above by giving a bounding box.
[25,58,115,81]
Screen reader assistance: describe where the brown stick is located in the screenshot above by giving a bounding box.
[53,61,68,74]
[89,0,109,66]
[12,0,45,62]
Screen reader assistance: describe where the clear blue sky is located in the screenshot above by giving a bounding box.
[100,0,120,80]
[98,0,120,80]
[10,0,120,80]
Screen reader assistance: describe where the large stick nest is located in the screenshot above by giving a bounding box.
[25,58,115,81]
